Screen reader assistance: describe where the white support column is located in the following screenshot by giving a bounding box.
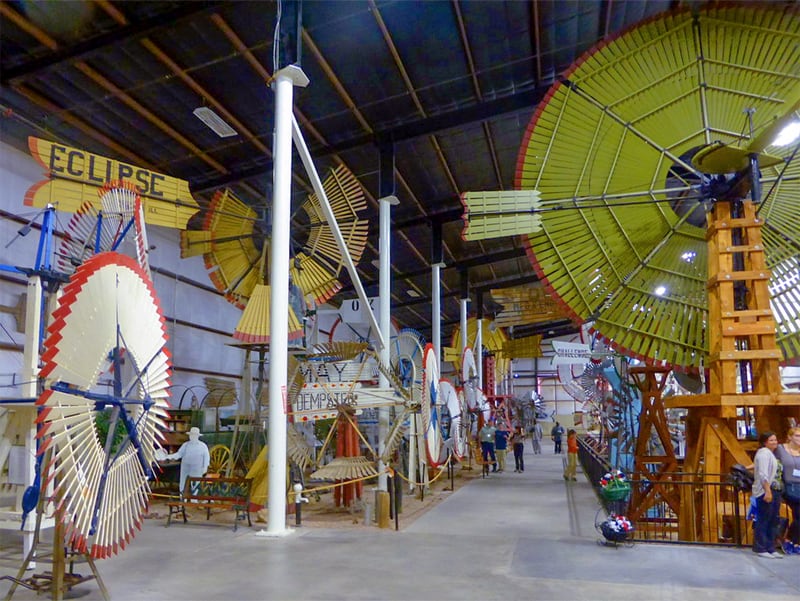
[20,275,42,565]
[431,262,445,374]
[476,318,483,391]
[263,65,308,536]
[459,299,468,354]
[377,195,398,492]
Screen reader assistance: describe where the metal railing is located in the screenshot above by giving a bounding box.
[578,437,755,547]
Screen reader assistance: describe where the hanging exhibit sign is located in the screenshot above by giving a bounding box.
[24,136,199,229]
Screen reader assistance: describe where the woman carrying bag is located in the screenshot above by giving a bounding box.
[752,431,784,559]
[775,426,800,555]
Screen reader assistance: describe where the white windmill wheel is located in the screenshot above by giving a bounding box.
[421,344,444,467]
[36,252,169,559]
[56,180,151,277]
[439,379,467,461]
[460,347,479,411]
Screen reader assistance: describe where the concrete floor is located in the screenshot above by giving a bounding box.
[1,452,798,600]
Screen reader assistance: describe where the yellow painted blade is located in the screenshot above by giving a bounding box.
[179,230,213,258]
[232,284,304,345]
[500,335,543,359]
[290,252,342,305]
[491,285,566,327]
[299,165,368,292]
[202,377,237,408]
[461,190,542,240]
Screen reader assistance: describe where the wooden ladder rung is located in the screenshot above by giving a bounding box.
[710,349,783,361]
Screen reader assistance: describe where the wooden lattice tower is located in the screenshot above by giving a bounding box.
[627,366,680,527]
[666,200,800,542]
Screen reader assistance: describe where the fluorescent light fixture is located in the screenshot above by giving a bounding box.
[654,285,667,296]
[406,289,421,298]
[772,120,800,146]
[681,251,696,262]
[193,107,238,138]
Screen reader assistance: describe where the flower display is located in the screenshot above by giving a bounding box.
[599,469,627,488]
[603,513,634,533]
[599,513,634,543]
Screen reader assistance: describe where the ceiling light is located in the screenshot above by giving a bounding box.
[772,121,800,146]
[406,289,421,298]
[193,107,238,138]
[655,285,667,296]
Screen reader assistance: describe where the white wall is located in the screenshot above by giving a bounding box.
[0,140,246,416]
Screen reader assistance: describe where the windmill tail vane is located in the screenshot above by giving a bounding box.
[460,190,542,241]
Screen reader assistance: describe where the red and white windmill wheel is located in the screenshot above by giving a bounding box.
[36,252,170,559]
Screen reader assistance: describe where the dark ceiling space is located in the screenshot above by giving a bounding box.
[0,0,678,346]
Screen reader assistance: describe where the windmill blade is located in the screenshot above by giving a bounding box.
[233,284,303,344]
[460,190,542,241]
[517,4,800,368]
[289,252,342,305]
[299,164,368,290]
[491,285,565,327]
[56,181,152,277]
[181,165,368,312]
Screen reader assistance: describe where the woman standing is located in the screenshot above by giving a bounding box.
[775,426,800,554]
[752,431,784,559]
[511,426,526,472]
[562,429,578,481]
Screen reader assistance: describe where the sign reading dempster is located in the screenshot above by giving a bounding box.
[25,137,199,229]
[292,383,402,422]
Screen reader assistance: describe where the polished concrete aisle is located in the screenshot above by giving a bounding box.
[1,451,799,600]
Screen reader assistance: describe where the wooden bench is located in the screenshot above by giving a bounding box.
[166,477,253,531]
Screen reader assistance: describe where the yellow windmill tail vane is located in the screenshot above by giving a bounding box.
[460,190,542,241]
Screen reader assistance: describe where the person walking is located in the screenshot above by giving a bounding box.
[775,426,800,554]
[495,424,510,473]
[563,429,578,481]
[479,419,498,474]
[511,425,525,472]
[530,419,543,455]
[551,421,565,454]
[752,431,784,559]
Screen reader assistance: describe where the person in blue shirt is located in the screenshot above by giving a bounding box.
[495,425,510,473]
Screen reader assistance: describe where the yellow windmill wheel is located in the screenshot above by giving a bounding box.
[207,444,232,476]
[516,4,800,369]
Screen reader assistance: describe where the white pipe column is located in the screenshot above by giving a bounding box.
[20,275,42,565]
[265,65,308,535]
[460,299,468,354]
[432,263,444,373]
[377,195,397,492]
[476,318,483,391]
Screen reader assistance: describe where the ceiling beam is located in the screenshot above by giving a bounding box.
[1,2,225,84]
[191,87,545,193]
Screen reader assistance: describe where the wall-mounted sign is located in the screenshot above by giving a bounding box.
[25,136,199,229]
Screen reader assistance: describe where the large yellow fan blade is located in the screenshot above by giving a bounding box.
[500,335,543,359]
[518,4,800,368]
[460,190,542,241]
[233,284,303,344]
